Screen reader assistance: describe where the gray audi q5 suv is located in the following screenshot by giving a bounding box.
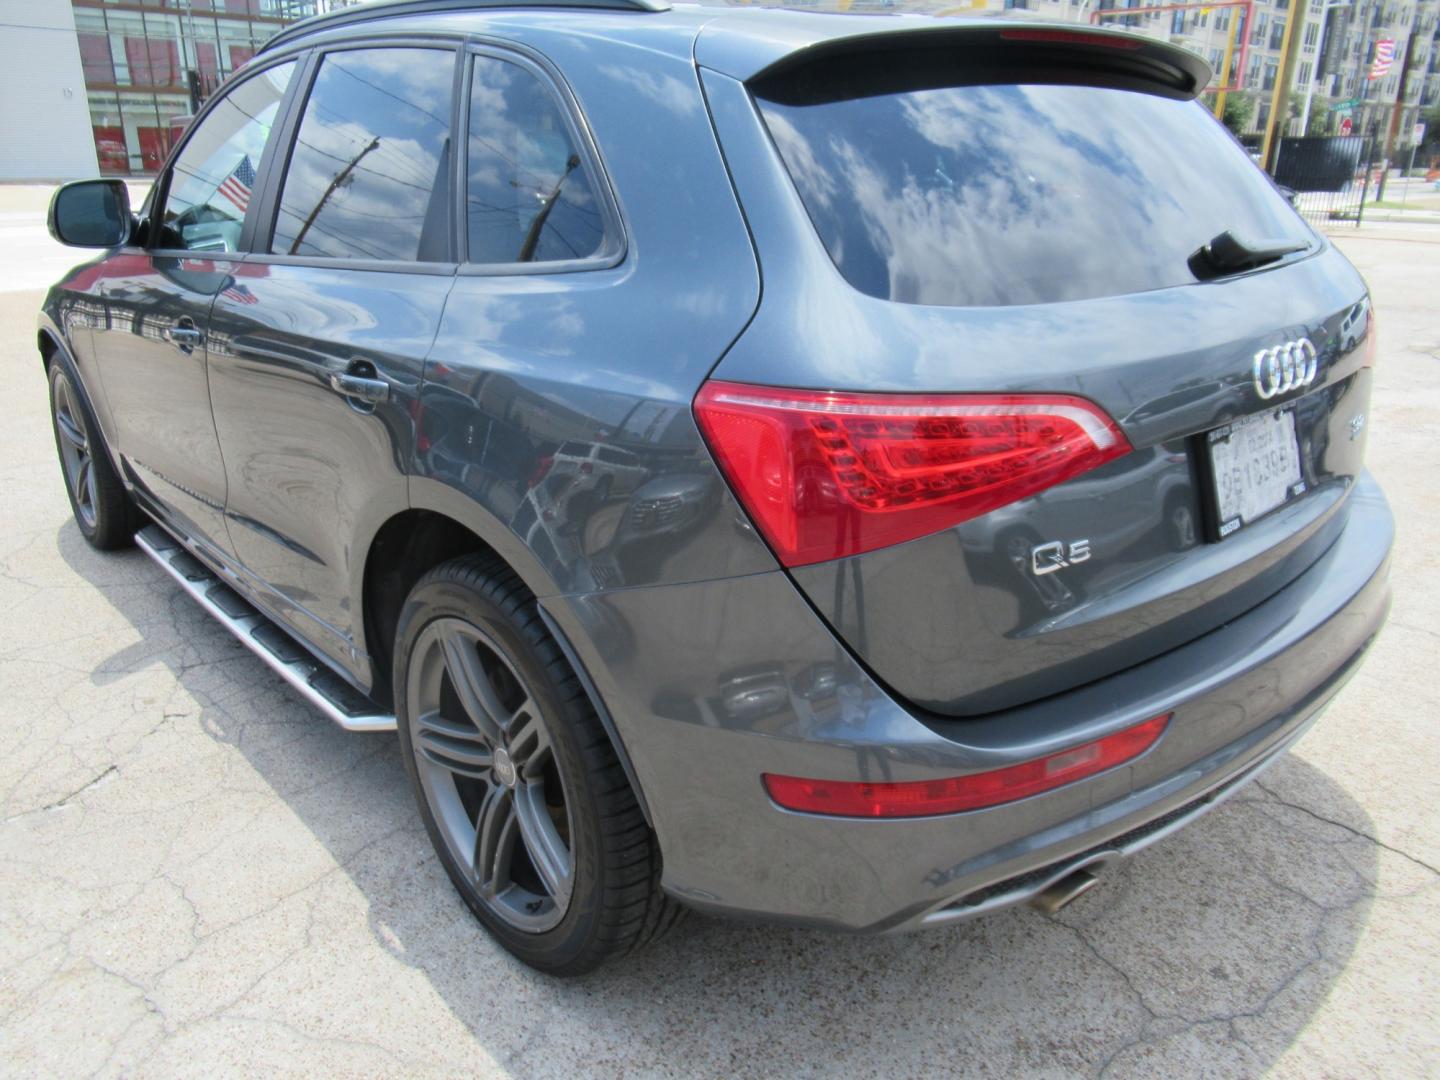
[39,0,1392,974]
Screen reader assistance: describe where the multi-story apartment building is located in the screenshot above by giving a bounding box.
[926,0,1438,140]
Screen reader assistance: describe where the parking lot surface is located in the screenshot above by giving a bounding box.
[2,193,1438,1077]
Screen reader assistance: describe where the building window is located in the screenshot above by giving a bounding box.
[1250,12,1267,46]
[73,0,319,175]
[1303,21,1320,48]
[1269,18,1286,50]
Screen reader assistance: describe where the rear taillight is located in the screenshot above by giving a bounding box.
[694,382,1131,567]
[763,713,1170,818]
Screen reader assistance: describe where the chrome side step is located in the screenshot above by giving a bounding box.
[135,524,396,733]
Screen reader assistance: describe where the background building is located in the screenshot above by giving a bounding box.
[751,0,1439,145]
[2,0,1436,181]
[1,0,329,181]
[0,2,100,180]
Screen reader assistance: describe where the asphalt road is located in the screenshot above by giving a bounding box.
[2,195,1438,1077]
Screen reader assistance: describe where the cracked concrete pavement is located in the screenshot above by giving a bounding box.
[1,189,1438,1076]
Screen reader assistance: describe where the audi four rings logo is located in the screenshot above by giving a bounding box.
[1252,339,1318,400]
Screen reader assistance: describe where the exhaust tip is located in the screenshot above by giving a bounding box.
[1029,868,1101,916]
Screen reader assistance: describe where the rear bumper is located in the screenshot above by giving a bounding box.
[543,472,1392,932]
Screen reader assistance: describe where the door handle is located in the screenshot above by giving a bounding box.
[329,371,390,405]
[164,322,204,351]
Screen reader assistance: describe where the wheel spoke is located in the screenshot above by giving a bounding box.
[417,709,490,745]
[75,457,93,507]
[418,747,492,779]
[506,700,550,781]
[440,631,505,745]
[513,784,573,906]
[55,409,87,452]
[472,783,518,896]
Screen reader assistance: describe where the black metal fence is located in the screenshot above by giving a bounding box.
[1244,135,1378,228]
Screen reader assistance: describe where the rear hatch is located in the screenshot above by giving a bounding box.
[697,26,1376,716]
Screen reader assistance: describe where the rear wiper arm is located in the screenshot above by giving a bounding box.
[1189,230,1309,281]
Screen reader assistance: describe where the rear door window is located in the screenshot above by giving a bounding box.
[271,47,456,262]
[756,73,1314,307]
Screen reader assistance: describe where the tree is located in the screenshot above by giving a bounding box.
[1222,91,1257,135]
[1305,100,1333,136]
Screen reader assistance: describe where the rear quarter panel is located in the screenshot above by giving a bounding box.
[413,22,776,596]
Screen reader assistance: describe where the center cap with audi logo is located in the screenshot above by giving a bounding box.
[1252,338,1318,400]
[493,746,517,788]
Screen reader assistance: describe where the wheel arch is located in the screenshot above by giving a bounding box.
[358,501,653,825]
[37,326,60,370]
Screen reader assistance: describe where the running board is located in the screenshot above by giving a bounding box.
[135,524,396,733]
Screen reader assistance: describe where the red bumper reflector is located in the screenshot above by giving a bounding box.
[763,714,1171,818]
[694,382,1131,567]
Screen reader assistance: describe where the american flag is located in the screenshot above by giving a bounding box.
[1368,38,1396,80]
[217,155,255,214]
[222,282,258,305]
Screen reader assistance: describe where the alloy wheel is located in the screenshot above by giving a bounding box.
[53,374,97,531]
[405,616,574,932]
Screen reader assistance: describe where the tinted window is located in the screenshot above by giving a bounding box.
[757,81,1314,307]
[272,48,455,261]
[466,56,605,264]
[160,61,294,253]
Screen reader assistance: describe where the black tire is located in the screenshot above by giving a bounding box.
[47,356,137,551]
[393,553,683,975]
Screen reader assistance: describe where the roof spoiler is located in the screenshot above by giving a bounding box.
[722,22,1213,103]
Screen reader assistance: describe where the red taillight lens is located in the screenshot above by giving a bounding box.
[763,714,1170,818]
[694,382,1131,567]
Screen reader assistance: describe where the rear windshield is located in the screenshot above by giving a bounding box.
[755,81,1313,308]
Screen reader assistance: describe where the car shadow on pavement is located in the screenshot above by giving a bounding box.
[63,521,1391,1076]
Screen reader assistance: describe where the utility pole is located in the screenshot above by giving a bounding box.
[289,137,380,254]
[1261,0,1310,170]
[1214,9,1243,122]
[1376,25,1418,200]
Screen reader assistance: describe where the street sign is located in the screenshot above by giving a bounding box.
[1340,117,1354,135]
[1414,123,1427,144]
[1330,97,1361,110]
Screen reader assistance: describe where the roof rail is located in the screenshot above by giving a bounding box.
[260,0,672,55]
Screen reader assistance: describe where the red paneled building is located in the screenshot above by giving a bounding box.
[73,0,321,175]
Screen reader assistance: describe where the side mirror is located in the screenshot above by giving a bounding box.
[48,179,134,248]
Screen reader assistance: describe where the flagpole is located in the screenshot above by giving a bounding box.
[1375,26,1417,200]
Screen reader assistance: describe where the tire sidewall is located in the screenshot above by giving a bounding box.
[393,572,608,973]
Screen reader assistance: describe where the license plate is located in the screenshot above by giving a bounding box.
[1207,406,1306,538]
